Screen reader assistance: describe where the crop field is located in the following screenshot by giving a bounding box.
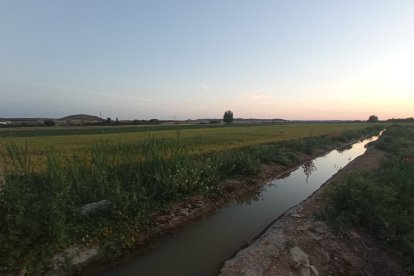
[0,122,383,273]
[1,123,371,172]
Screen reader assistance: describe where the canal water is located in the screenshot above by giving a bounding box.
[102,135,379,276]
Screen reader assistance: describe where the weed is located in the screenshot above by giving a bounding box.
[0,124,383,272]
[321,124,414,272]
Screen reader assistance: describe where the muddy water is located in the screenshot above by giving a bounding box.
[102,135,379,276]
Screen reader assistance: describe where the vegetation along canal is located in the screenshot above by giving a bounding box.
[102,134,380,276]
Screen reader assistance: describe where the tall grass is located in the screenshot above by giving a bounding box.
[321,125,414,272]
[0,123,375,171]
[0,125,381,273]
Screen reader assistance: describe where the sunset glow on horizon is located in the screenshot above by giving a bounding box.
[1,1,413,120]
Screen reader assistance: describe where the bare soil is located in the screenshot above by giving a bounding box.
[220,147,409,276]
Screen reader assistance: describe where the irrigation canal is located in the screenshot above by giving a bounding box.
[101,134,380,276]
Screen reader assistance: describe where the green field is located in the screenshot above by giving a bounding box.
[0,123,383,273]
[1,123,372,172]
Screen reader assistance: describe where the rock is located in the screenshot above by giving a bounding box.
[51,254,66,270]
[180,208,190,216]
[310,265,319,276]
[289,246,311,276]
[297,225,310,231]
[80,199,112,215]
[297,226,307,231]
[65,246,98,265]
[51,246,98,271]
[291,213,302,218]
[313,227,328,235]
[307,231,322,241]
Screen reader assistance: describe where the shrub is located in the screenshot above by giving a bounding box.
[321,124,414,271]
[44,120,55,127]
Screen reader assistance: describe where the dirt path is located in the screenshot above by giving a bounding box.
[219,147,408,276]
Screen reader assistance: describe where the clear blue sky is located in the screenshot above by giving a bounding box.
[1,0,413,120]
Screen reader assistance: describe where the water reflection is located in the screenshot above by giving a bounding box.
[279,171,292,178]
[337,144,352,153]
[102,134,381,276]
[236,186,265,205]
[302,160,316,183]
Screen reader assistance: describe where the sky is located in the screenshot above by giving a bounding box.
[0,0,413,120]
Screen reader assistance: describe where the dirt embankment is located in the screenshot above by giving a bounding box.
[219,147,408,276]
[50,137,377,275]
[62,140,350,274]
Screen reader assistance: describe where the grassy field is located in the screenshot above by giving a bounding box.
[0,122,383,273]
[1,123,372,172]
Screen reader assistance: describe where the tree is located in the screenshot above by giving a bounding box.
[223,110,234,125]
[44,120,55,127]
[368,115,378,122]
[149,119,160,124]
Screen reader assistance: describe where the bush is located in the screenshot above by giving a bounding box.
[44,120,55,127]
[321,124,414,271]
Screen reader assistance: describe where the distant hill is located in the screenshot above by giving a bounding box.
[60,114,103,122]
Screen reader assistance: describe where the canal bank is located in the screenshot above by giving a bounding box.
[219,145,407,276]
[97,134,383,276]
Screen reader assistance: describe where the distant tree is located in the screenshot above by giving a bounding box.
[106,117,112,124]
[223,110,234,125]
[387,117,414,123]
[149,119,160,124]
[368,115,379,122]
[115,117,119,124]
[44,120,55,127]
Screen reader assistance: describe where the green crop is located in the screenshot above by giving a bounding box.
[0,123,382,273]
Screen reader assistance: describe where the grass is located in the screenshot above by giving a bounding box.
[1,123,373,172]
[0,123,382,273]
[0,122,386,139]
[320,124,414,272]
